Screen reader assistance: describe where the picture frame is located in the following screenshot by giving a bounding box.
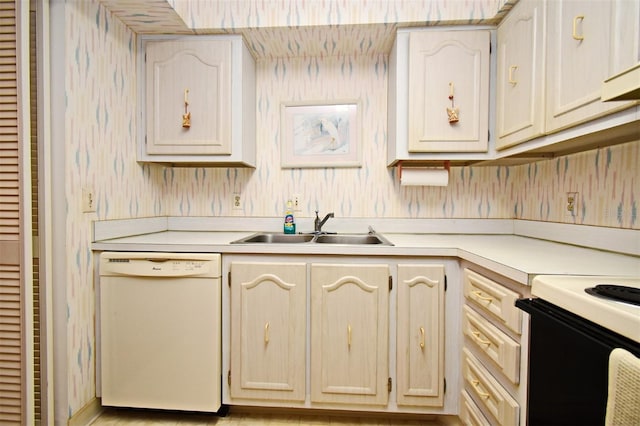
[280,100,362,168]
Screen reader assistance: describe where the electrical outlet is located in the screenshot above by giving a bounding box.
[232,192,242,210]
[292,194,302,212]
[566,192,578,217]
[82,187,96,213]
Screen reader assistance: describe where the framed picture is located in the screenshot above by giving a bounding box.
[281,100,361,168]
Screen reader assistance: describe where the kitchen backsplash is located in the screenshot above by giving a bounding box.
[62,0,638,419]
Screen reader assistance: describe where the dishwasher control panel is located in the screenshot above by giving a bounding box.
[99,252,221,278]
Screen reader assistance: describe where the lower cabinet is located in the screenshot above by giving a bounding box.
[229,262,306,402]
[226,257,449,413]
[310,263,390,405]
[396,264,445,408]
[461,264,529,426]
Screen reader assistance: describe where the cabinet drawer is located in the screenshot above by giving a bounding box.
[463,305,520,384]
[463,269,522,334]
[460,390,492,426]
[463,348,519,426]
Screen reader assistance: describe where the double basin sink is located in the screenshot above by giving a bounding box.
[231,229,393,246]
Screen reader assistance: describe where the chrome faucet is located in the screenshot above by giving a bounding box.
[314,210,334,233]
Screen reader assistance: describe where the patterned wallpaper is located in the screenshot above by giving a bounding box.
[61,0,638,419]
[64,1,163,415]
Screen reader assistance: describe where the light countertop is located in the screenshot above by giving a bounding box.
[92,229,640,285]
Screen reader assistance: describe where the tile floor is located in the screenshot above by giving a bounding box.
[89,407,449,426]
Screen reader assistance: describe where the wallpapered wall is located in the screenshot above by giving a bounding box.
[62,0,639,418]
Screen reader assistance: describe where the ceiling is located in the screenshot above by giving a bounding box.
[98,0,516,59]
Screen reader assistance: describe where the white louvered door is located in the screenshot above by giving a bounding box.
[0,0,31,424]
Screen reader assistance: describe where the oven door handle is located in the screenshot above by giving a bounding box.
[516,298,640,354]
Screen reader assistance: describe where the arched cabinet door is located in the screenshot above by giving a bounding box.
[229,262,306,402]
[145,38,232,155]
[140,35,256,166]
[396,264,445,408]
[310,263,389,406]
[407,30,490,153]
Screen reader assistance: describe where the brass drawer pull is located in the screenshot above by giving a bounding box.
[264,322,270,344]
[472,380,491,399]
[472,330,492,346]
[472,290,493,303]
[420,326,425,349]
[347,324,352,349]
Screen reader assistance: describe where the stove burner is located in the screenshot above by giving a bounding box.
[585,284,640,306]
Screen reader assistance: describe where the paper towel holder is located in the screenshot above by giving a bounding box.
[397,160,450,181]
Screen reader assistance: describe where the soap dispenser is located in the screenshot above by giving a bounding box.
[283,200,296,234]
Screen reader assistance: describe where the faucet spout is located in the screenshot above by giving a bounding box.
[314,211,335,233]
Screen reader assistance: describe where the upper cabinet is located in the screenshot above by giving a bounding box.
[138,35,256,166]
[545,0,639,133]
[494,0,639,155]
[388,28,493,165]
[495,0,546,150]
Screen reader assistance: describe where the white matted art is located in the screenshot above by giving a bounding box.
[281,100,361,168]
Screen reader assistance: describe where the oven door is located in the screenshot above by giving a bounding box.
[516,298,640,426]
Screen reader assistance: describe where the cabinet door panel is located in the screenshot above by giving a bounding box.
[230,262,306,401]
[310,264,389,405]
[408,30,490,153]
[496,0,546,149]
[545,0,627,132]
[396,264,444,407]
[146,39,232,155]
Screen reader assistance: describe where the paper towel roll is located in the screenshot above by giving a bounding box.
[400,168,449,186]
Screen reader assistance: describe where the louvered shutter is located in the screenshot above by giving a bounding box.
[0,0,24,424]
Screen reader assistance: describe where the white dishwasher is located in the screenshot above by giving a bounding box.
[99,252,221,412]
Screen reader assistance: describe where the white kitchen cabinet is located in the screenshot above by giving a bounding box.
[461,264,530,426]
[463,348,519,426]
[408,30,490,153]
[223,255,458,414]
[462,306,520,384]
[229,262,306,402]
[388,28,493,165]
[495,0,546,150]
[139,35,256,166]
[396,264,445,407]
[463,268,522,335]
[545,0,638,133]
[310,263,390,406]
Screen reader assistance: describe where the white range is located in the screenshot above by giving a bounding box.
[531,275,640,342]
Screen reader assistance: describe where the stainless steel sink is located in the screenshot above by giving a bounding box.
[314,234,389,245]
[231,233,315,244]
[231,229,393,245]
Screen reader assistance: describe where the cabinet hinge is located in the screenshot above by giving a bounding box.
[388,377,392,393]
[444,274,448,292]
[228,271,231,287]
[228,370,231,386]
[388,276,393,291]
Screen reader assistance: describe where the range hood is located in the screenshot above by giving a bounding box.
[602,63,640,101]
